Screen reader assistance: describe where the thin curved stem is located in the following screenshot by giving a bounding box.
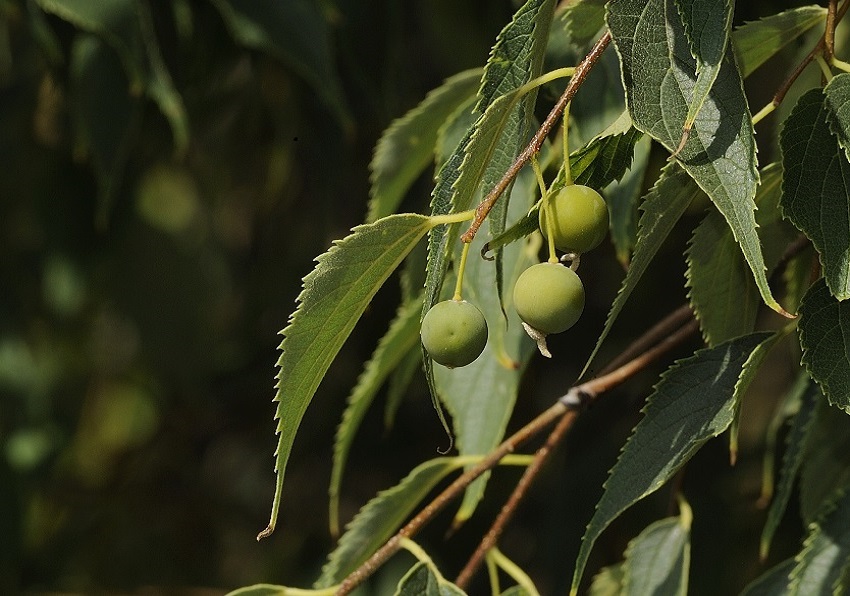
[461,31,611,245]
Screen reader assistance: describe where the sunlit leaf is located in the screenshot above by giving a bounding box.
[317,457,462,588]
[733,6,827,78]
[208,0,351,128]
[571,332,774,593]
[329,294,424,536]
[259,214,433,540]
[673,0,734,136]
[798,279,850,413]
[621,501,692,595]
[589,564,625,596]
[608,0,784,315]
[368,69,482,223]
[781,89,850,300]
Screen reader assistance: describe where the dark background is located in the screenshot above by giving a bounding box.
[0,0,827,593]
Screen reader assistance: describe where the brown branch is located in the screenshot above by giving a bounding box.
[460,31,612,245]
[770,0,850,110]
[335,305,700,594]
[826,0,838,62]
[454,317,700,589]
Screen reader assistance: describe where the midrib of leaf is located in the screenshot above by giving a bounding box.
[571,332,774,594]
[259,214,432,540]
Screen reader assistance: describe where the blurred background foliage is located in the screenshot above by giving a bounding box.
[0,0,829,593]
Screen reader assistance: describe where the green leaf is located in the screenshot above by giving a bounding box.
[686,163,797,346]
[608,0,784,316]
[36,0,189,158]
[800,400,850,524]
[740,559,795,596]
[259,214,433,540]
[435,167,536,524]
[69,34,139,226]
[761,380,819,560]
[798,279,850,413]
[368,69,483,223]
[607,135,651,266]
[423,0,555,436]
[790,487,850,595]
[582,164,698,376]
[571,332,774,593]
[733,6,827,79]
[558,0,606,50]
[316,457,462,588]
[621,501,692,596]
[34,0,144,85]
[782,89,850,301]
[208,0,351,128]
[673,0,734,134]
[329,294,424,536]
[395,561,466,596]
[825,73,850,164]
[384,347,422,431]
[589,564,625,596]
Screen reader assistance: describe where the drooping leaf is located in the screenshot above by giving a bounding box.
[259,214,433,540]
[368,69,483,223]
[394,561,466,596]
[825,73,850,165]
[36,0,189,158]
[790,486,850,595]
[733,6,828,79]
[798,279,850,413]
[435,166,536,524]
[582,164,698,376]
[558,0,606,50]
[740,559,795,596]
[208,0,351,128]
[607,135,651,266]
[34,0,144,85]
[383,347,422,430]
[673,0,735,136]
[69,34,139,226]
[781,89,850,301]
[571,332,774,593]
[316,457,462,588]
[589,564,625,596]
[686,163,798,346]
[621,501,692,596]
[761,380,819,560]
[423,0,555,438]
[330,294,424,536]
[799,399,850,524]
[608,0,785,315]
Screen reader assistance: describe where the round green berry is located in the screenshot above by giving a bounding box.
[421,299,488,368]
[539,184,609,254]
[513,262,585,334]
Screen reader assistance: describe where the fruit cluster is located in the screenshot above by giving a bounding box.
[421,184,609,367]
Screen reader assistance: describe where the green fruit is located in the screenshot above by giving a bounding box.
[539,184,609,253]
[513,262,585,334]
[421,299,488,368]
